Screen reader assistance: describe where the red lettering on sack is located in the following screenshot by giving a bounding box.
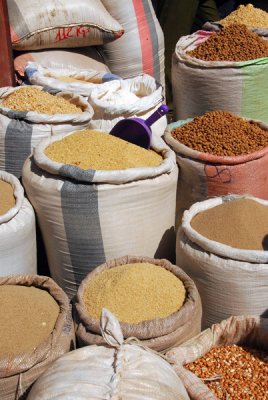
[55,26,92,42]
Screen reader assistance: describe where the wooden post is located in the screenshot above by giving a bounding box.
[0,0,15,87]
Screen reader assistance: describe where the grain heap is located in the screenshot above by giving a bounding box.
[171,111,268,156]
[82,263,186,323]
[1,86,82,114]
[219,4,268,28]
[0,180,15,215]
[185,344,268,399]
[56,76,86,83]
[188,24,268,61]
[191,198,268,250]
[0,285,59,357]
[45,130,163,170]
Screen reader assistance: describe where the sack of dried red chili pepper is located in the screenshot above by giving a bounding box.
[166,315,268,400]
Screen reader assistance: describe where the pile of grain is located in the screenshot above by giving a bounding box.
[219,4,268,28]
[56,76,86,83]
[0,180,15,216]
[191,198,268,250]
[0,285,59,357]
[1,86,82,114]
[45,130,163,170]
[83,263,186,323]
[171,111,268,157]
[185,344,268,399]
[188,24,268,62]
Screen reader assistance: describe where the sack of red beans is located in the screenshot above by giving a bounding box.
[172,24,268,123]
[164,111,268,224]
[166,315,268,400]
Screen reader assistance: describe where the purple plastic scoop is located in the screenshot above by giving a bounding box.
[110,104,169,149]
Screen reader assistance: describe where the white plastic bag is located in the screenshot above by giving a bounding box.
[0,170,36,276]
[28,309,190,400]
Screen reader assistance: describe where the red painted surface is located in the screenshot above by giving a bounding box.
[0,0,15,87]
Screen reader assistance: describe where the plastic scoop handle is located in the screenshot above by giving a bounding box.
[145,104,169,127]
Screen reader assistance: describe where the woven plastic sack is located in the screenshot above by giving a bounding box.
[176,195,268,329]
[24,62,120,97]
[8,0,124,51]
[0,85,93,177]
[28,308,190,400]
[0,171,36,276]
[22,133,178,298]
[203,21,268,37]
[74,255,202,352]
[88,75,167,137]
[172,30,268,123]
[0,274,75,400]
[14,47,110,81]
[166,315,268,400]
[100,0,165,88]
[164,118,268,225]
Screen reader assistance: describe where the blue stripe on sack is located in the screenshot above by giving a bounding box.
[5,116,32,178]
[61,177,106,290]
[142,0,161,84]
[8,0,30,41]
[103,72,121,82]
[25,66,38,79]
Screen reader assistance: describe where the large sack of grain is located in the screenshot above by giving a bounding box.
[164,114,268,225]
[0,85,93,177]
[88,75,167,137]
[24,62,120,97]
[100,0,165,89]
[172,27,268,122]
[0,274,74,400]
[176,195,268,329]
[14,47,110,81]
[166,315,268,400]
[203,4,268,37]
[0,171,36,276]
[74,255,202,352]
[22,131,178,298]
[28,309,190,400]
[7,0,124,51]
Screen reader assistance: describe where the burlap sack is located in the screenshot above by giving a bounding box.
[0,170,36,276]
[0,85,94,177]
[166,315,268,400]
[176,195,268,329]
[74,256,202,352]
[172,30,268,123]
[28,309,190,400]
[164,119,268,226]
[0,275,75,400]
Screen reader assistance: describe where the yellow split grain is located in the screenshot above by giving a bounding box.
[219,4,268,28]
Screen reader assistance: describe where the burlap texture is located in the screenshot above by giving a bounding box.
[0,275,75,400]
[166,315,268,399]
[74,255,202,352]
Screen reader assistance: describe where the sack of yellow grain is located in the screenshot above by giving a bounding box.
[22,130,178,298]
[0,274,74,400]
[203,4,268,37]
[0,85,93,177]
[74,255,202,352]
[0,170,36,276]
[166,315,268,400]
[28,309,190,400]
[24,62,120,97]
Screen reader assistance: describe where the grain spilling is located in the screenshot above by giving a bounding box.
[219,4,268,28]
[0,180,15,216]
[83,263,186,323]
[171,111,268,156]
[0,285,59,357]
[185,344,268,399]
[188,24,268,61]
[1,86,82,114]
[191,198,268,250]
[45,130,163,170]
